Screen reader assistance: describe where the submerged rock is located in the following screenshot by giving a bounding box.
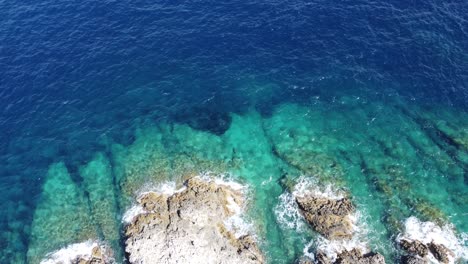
[79,153,121,259]
[124,177,264,264]
[295,196,354,240]
[28,162,96,264]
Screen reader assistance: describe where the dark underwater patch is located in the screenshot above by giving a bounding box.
[174,107,232,136]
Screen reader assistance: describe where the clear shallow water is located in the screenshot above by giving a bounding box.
[0,0,467,263]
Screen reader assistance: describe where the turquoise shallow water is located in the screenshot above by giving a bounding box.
[16,90,468,263]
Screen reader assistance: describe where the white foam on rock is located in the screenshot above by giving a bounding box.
[40,240,98,264]
[122,173,255,239]
[275,176,371,262]
[122,181,187,223]
[122,204,145,223]
[275,176,348,232]
[197,173,254,238]
[198,171,245,191]
[397,216,468,263]
[312,211,370,262]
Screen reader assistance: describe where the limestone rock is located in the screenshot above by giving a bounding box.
[399,239,428,257]
[335,249,385,264]
[124,177,264,264]
[428,242,453,264]
[296,196,354,240]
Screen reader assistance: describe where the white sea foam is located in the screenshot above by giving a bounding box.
[397,216,468,263]
[122,204,145,223]
[40,240,100,264]
[274,191,305,231]
[292,176,345,199]
[137,181,187,197]
[197,171,246,191]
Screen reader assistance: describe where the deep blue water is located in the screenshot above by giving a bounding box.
[0,0,467,262]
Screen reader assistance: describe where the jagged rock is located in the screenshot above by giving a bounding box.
[296,196,354,240]
[315,251,332,264]
[335,249,385,264]
[400,255,428,264]
[124,177,264,264]
[399,239,428,257]
[428,242,453,264]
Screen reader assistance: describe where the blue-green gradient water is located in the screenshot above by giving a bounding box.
[0,0,467,263]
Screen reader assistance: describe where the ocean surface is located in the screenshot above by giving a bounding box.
[0,0,467,263]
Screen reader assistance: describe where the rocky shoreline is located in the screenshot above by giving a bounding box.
[39,177,465,264]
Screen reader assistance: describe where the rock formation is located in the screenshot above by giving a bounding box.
[398,239,454,264]
[124,177,264,264]
[295,196,354,240]
[400,255,427,264]
[334,249,386,264]
[399,239,428,257]
[295,191,385,264]
[428,242,453,264]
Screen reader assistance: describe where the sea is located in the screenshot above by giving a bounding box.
[0,0,467,263]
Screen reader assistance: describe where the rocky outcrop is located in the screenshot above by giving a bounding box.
[400,255,428,264]
[399,239,428,257]
[295,196,354,240]
[124,177,264,264]
[428,242,453,264]
[295,191,385,264]
[335,249,385,264]
[398,239,454,264]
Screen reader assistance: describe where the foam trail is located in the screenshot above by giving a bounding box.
[40,241,98,264]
